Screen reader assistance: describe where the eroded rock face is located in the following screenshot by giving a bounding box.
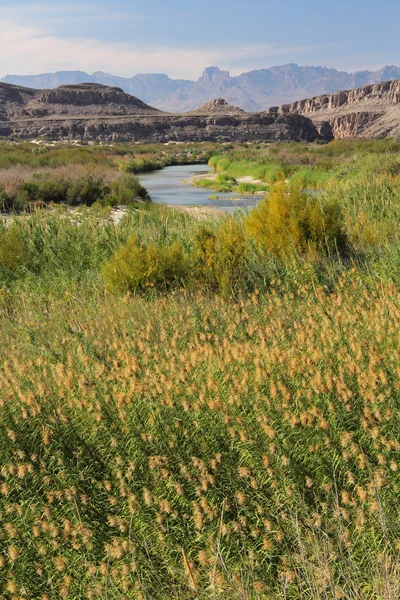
[267,79,400,138]
[0,113,324,144]
[0,82,328,143]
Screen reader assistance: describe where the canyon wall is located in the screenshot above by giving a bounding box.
[267,79,400,138]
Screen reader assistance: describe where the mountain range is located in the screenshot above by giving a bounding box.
[3,64,400,113]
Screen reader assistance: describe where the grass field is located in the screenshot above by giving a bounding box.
[1,139,400,598]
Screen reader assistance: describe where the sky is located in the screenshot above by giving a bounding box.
[0,0,399,79]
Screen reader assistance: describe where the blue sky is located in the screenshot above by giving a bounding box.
[0,0,399,79]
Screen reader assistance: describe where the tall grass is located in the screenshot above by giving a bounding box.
[1,139,400,597]
[1,277,400,598]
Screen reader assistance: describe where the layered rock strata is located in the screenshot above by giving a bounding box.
[0,83,330,143]
[268,79,400,138]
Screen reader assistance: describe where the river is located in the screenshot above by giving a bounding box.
[139,164,261,212]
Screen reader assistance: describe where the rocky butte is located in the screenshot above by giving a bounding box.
[268,79,400,138]
[0,83,329,143]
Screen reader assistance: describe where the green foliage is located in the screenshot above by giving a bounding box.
[193,178,233,193]
[289,167,334,189]
[245,182,349,258]
[0,167,149,211]
[102,234,189,293]
[194,219,249,297]
[216,173,236,183]
[0,222,29,274]
[208,155,231,173]
[119,156,164,173]
[104,173,150,206]
[237,182,269,194]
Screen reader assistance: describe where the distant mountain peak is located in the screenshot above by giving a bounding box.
[3,64,400,113]
[201,67,230,81]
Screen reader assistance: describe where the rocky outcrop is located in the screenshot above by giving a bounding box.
[188,98,245,115]
[268,79,400,138]
[0,82,329,143]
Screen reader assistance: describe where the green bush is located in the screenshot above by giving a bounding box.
[245,182,349,258]
[216,173,236,183]
[105,173,149,206]
[289,168,334,189]
[0,222,29,274]
[237,182,269,194]
[208,155,231,173]
[193,178,233,193]
[215,157,231,172]
[195,219,249,297]
[0,187,19,211]
[102,234,189,293]
[119,157,164,174]
[0,168,149,210]
[262,164,286,183]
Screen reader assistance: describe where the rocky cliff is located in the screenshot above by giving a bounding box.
[268,79,400,138]
[0,83,327,144]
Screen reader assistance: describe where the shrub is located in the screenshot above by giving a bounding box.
[119,157,164,174]
[289,168,333,189]
[263,165,286,184]
[237,182,269,194]
[215,158,231,172]
[208,155,231,173]
[193,178,233,193]
[0,223,29,273]
[0,187,18,211]
[0,166,149,210]
[104,173,149,206]
[65,174,106,206]
[245,182,349,258]
[194,219,249,297]
[102,234,189,293]
[208,155,221,172]
[216,173,236,184]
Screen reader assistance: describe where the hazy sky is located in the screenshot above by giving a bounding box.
[0,0,399,79]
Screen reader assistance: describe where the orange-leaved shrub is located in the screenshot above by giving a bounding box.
[102,234,189,293]
[245,181,349,258]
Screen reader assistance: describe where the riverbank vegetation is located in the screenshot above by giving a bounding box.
[0,141,216,211]
[195,137,400,194]
[1,139,400,598]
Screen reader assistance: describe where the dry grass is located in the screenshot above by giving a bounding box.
[0,276,400,598]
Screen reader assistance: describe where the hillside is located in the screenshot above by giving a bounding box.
[0,82,326,143]
[0,82,164,119]
[269,78,400,138]
[3,63,400,113]
[187,98,245,115]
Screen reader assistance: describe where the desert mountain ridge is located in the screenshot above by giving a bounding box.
[0,81,325,143]
[3,63,400,113]
[2,77,400,142]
